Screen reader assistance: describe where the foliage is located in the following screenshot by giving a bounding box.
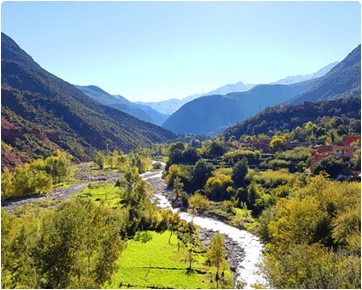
[223,96,361,142]
[351,148,361,171]
[2,149,74,200]
[263,243,361,289]
[270,138,284,152]
[189,192,210,212]
[232,157,248,188]
[205,168,234,199]
[1,201,125,289]
[223,149,261,165]
[152,162,162,169]
[312,155,346,178]
[258,174,361,288]
[205,232,228,288]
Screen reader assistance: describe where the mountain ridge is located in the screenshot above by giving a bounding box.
[74,85,153,123]
[162,78,319,135]
[1,32,176,161]
[285,45,361,105]
[134,61,339,116]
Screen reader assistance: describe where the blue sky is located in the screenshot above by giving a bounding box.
[1,1,361,102]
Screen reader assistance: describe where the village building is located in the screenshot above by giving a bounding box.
[309,136,361,175]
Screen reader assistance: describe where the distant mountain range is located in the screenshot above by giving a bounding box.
[285,45,361,105]
[162,44,361,136]
[1,32,176,168]
[113,94,169,126]
[74,85,153,123]
[162,79,318,135]
[74,85,169,126]
[134,62,338,116]
[135,82,257,116]
[270,62,339,85]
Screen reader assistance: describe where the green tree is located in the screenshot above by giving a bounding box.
[351,148,361,171]
[232,157,248,188]
[312,156,346,179]
[33,201,125,288]
[95,152,105,169]
[188,191,210,213]
[208,138,227,158]
[190,159,215,190]
[270,138,284,152]
[206,232,227,288]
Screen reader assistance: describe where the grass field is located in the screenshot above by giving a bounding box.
[71,182,123,208]
[104,231,232,289]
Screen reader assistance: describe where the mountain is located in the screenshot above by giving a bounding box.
[222,96,361,141]
[136,82,256,116]
[136,60,337,117]
[136,98,183,116]
[270,62,339,85]
[74,85,153,123]
[162,79,318,135]
[181,82,257,104]
[1,32,176,163]
[285,45,361,105]
[113,94,169,126]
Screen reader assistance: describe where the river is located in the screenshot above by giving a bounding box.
[141,164,269,289]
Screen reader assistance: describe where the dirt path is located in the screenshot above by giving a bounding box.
[1,163,124,213]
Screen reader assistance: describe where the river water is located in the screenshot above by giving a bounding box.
[141,167,268,289]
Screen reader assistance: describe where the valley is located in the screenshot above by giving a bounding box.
[1,20,361,290]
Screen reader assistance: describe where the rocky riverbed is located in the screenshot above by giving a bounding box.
[141,164,268,288]
[2,162,268,288]
[1,163,124,213]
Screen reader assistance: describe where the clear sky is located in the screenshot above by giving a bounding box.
[1,1,361,102]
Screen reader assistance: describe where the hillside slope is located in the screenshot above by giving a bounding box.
[222,96,361,140]
[113,94,169,126]
[285,45,361,105]
[1,33,176,157]
[75,85,153,123]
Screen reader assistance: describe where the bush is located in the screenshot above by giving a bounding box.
[312,156,346,178]
[152,162,162,169]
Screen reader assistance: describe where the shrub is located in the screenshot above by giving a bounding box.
[152,162,162,169]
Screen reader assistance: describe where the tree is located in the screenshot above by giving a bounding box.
[206,232,227,288]
[37,201,125,288]
[190,159,215,190]
[188,191,210,213]
[95,152,105,169]
[208,138,227,158]
[351,148,361,171]
[232,158,248,188]
[312,156,346,179]
[270,137,284,152]
[173,176,184,197]
[161,210,181,243]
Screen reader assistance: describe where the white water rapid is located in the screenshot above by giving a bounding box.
[141,166,269,288]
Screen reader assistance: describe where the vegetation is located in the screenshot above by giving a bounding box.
[1,150,73,200]
[257,174,361,288]
[1,32,361,290]
[223,96,361,141]
[1,200,126,288]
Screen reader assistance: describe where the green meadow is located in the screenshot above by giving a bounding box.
[71,182,123,208]
[104,231,233,289]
